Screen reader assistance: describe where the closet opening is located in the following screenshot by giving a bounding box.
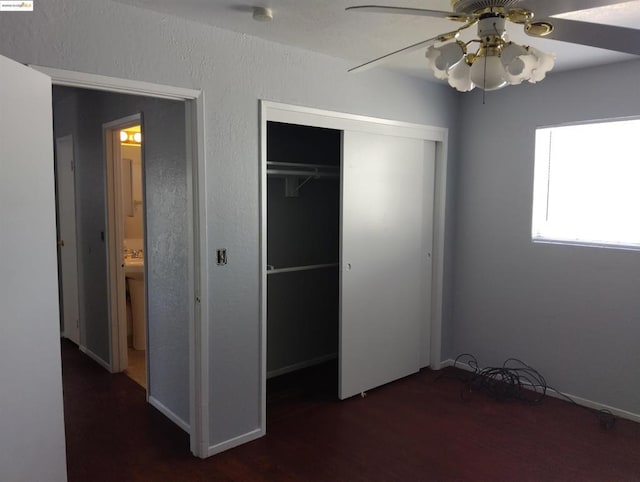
[266,121,341,407]
[261,101,448,440]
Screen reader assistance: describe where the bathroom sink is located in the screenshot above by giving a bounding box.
[124,257,144,274]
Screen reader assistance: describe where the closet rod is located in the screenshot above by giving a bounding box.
[266,169,338,178]
[267,161,338,170]
[267,262,339,275]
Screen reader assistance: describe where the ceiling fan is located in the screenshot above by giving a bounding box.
[347,1,640,91]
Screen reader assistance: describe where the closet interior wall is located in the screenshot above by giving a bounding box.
[266,122,341,378]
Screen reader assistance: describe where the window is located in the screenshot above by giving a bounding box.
[532,118,640,250]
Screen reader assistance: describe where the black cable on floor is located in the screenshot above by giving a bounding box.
[436,353,617,430]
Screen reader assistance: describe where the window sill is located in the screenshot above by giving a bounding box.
[532,237,640,252]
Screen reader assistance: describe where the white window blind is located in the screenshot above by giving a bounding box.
[532,118,640,250]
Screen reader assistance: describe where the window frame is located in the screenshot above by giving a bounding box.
[532,116,640,252]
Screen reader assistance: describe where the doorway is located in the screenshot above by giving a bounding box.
[55,134,80,346]
[104,116,147,388]
[45,72,208,455]
[51,85,191,419]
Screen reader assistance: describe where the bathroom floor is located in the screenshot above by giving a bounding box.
[125,348,146,389]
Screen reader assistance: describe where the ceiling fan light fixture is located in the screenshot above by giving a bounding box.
[470,54,508,91]
[425,41,466,79]
[501,42,527,66]
[447,59,474,92]
[346,2,570,92]
[526,46,555,83]
[424,19,554,91]
[501,42,535,84]
[503,55,533,84]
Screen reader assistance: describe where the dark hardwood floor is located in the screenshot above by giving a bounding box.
[61,340,640,481]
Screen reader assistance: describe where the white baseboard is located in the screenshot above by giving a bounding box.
[439,358,456,369]
[267,353,337,379]
[148,396,190,433]
[79,345,112,372]
[439,358,640,424]
[543,389,640,423]
[207,428,264,457]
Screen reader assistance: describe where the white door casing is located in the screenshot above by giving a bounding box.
[340,132,435,399]
[55,135,81,345]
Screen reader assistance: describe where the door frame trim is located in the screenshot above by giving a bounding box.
[33,65,210,458]
[259,100,448,433]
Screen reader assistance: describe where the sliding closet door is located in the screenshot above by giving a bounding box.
[340,131,435,400]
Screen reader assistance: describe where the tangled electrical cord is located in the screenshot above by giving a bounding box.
[438,353,617,430]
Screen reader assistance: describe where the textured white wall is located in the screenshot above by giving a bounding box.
[454,60,640,415]
[0,0,459,449]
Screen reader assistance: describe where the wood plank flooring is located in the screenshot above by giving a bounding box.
[61,340,640,481]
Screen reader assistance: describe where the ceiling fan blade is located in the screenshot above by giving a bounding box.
[532,17,640,55]
[348,37,439,73]
[519,0,634,18]
[346,5,463,20]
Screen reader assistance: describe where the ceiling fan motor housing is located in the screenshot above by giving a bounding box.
[477,15,506,37]
[452,0,521,14]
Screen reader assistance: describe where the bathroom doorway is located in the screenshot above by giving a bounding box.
[105,115,147,389]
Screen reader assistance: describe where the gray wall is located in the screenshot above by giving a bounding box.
[452,59,640,414]
[0,0,459,449]
[53,89,110,361]
[53,87,190,425]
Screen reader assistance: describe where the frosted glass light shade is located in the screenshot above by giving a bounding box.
[423,35,554,91]
[448,60,474,92]
[501,43,536,84]
[470,55,508,91]
[426,42,465,80]
[501,43,528,67]
[528,46,555,83]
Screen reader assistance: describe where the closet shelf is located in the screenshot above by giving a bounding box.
[266,262,339,275]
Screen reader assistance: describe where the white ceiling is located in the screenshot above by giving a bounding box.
[114,0,640,80]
